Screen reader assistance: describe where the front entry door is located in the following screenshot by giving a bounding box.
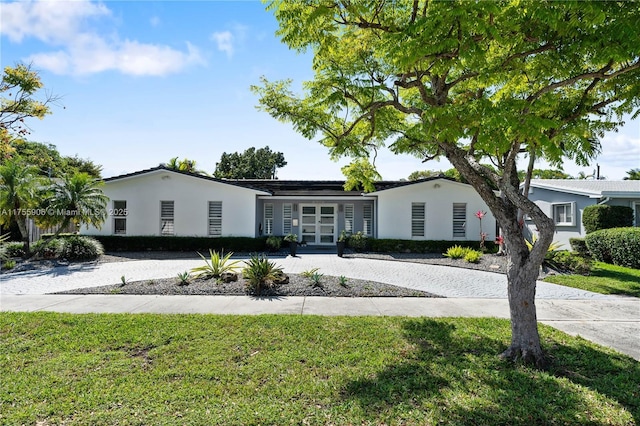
[300,204,336,245]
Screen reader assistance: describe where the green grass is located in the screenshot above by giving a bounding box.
[545,261,640,297]
[1,313,638,425]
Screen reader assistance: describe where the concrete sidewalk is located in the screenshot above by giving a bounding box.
[2,293,639,361]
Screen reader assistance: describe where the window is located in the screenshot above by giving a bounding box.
[411,203,425,237]
[363,204,373,236]
[208,201,222,237]
[452,203,466,238]
[344,204,354,233]
[283,203,292,235]
[552,202,575,226]
[160,201,174,235]
[264,203,274,235]
[113,200,127,235]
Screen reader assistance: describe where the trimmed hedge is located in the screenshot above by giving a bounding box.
[585,227,640,269]
[86,235,267,253]
[368,239,496,254]
[569,238,590,257]
[582,205,633,234]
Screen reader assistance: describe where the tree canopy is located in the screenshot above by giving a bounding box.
[1,63,58,156]
[624,168,640,180]
[255,0,640,367]
[214,146,287,179]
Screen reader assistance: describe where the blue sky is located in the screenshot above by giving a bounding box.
[1,0,638,181]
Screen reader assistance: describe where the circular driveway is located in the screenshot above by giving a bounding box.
[0,254,618,299]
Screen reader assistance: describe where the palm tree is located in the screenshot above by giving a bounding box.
[43,172,109,239]
[0,157,42,253]
[623,168,640,180]
[166,157,206,174]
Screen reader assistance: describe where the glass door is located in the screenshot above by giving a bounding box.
[300,204,336,245]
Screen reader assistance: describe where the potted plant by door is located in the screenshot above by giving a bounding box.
[284,233,298,256]
[336,230,349,257]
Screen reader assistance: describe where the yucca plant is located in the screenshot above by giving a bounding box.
[242,254,284,295]
[190,250,242,279]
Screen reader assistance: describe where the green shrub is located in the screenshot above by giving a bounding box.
[569,238,590,257]
[31,238,66,259]
[2,242,25,258]
[60,236,104,261]
[582,205,633,234]
[463,250,483,263]
[190,250,242,279]
[585,227,640,269]
[347,231,369,252]
[86,235,267,252]
[444,245,471,259]
[545,250,592,275]
[265,236,282,252]
[368,239,496,253]
[2,259,16,269]
[242,254,284,295]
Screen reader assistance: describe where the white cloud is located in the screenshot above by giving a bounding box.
[1,0,204,77]
[211,31,234,57]
[210,24,249,58]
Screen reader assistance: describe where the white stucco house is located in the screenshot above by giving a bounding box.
[83,165,497,244]
[524,179,640,247]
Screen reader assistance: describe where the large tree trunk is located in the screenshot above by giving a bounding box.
[445,147,553,368]
[500,221,547,369]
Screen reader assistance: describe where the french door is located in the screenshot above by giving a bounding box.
[300,204,336,245]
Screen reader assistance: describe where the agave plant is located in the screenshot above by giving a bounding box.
[242,254,284,295]
[190,250,242,279]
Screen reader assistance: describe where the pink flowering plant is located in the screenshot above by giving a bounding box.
[476,210,487,250]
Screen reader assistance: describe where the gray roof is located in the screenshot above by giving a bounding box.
[529,179,640,198]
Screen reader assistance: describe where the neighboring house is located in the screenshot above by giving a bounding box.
[524,179,640,247]
[83,165,496,244]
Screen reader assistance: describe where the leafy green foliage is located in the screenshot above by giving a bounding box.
[177,271,191,286]
[59,236,104,261]
[585,227,640,269]
[347,231,368,252]
[569,238,590,257]
[265,236,282,252]
[30,238,65,259]
[242,254,284,295]
[1,241,24,258]
[283,233,297,242]
[87,235,267,252]
[1,313,638,424]
[582,205,634,234]
[165,157,205,175]
[214,146,286,179]
[190,250,242,279]
[338,275,349,287]
[545,251,592,276]
[301,268,320,278]
[1,63,56,151]
[2,259,16,269]
[463,249,483,264]
[623,168,640,180]
[370,239,496,254]
[525,234,564,252]
[11,140,102,178]
[444,245,473,259]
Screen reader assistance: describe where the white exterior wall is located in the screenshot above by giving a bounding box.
[375,179,496,241]
[83,171,262,237]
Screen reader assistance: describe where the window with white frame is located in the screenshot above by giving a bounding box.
[160,201,174,235]
[363,204,373,236]
[411,203,425,237]
[283,203,292,235]
[344,204,354,233]
[113,200,127,235]
[452,203,466,238]
[208,201,222,237]
[264,203,274,235]
[552,202,576,226]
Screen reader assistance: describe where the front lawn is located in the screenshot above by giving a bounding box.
[1,313,638,425]
[545,261,640,298]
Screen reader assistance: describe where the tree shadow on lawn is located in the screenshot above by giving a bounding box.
[591,267,640,298]
[342,318,640,425]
